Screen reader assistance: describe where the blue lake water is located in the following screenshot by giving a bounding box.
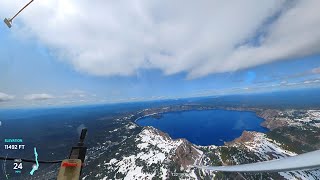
[136,109,268,146]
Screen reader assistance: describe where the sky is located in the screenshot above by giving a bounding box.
[0,0,320,108]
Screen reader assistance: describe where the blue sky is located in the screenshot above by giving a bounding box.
[0,0,320,107]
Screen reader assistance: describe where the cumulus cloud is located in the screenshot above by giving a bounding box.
[1,0,320,78]
[24,93,54,100]
[0,92,14,102]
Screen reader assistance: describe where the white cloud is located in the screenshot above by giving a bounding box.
[24,93,54,100]
[277,79,320,87]
[1,0,320,79]
[0,92,14,102]
[303,79,320,84]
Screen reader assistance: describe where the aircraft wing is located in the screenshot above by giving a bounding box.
[194,150,320,172]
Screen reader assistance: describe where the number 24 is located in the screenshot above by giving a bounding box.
[13,163,23,170]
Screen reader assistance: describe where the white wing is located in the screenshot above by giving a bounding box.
[194,150,320,172]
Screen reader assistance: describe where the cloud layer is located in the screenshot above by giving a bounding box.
[24,93,54,100]
[1,0,320,78]
[0,92,14,102]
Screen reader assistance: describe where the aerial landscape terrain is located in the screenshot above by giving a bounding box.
[0,89,319,179]
[1,0,320,179]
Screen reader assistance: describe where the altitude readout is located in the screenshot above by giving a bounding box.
[4,145,25,150]
[4,139,25,150]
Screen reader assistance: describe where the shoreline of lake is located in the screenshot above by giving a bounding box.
[135,109,269,146]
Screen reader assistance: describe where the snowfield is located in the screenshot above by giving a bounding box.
[104,127,186,179]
